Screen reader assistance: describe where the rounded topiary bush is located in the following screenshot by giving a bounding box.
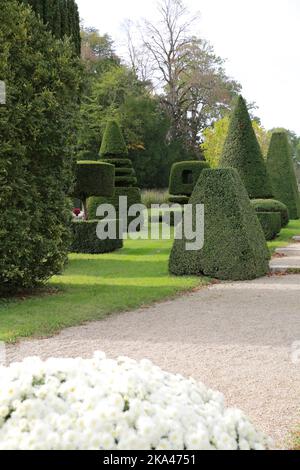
[251,199,289,228]
[168,195,190,205]
[267,132,300,220]
[169,168,270,281]
[220,96,273,199]
[70,221,123,254]
[255,212,281,241]
[0,353,270,450]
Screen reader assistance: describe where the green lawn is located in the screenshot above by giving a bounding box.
[267,219,300,253]
[1,219,299,344]
[0,235,208,343]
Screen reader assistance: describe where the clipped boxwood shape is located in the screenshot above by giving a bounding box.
[73,160,115,219]
[256,212,281,241]
[169,161,210,196]
[71,220,123,254]
[97,120,141,229]
[251,199,289,228]
[267,132,300,219]
[169,168,270,281]
[220,96,273,199]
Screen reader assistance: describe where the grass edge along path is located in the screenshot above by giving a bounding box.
[0,219,299,344]
[0,237,209,343]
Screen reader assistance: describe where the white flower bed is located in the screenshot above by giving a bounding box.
[0,352,270,450]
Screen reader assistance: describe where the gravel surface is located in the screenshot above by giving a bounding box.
[6,273,300,449]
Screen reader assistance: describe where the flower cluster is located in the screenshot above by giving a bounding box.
[0,353,271,450]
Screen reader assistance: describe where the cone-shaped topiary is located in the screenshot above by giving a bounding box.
[169,168,270,281]
[92,120,141,229]
[267,132,300,219]
[100,120,128,157]
[220,96,273,199]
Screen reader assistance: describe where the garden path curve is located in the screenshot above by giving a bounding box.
[6,270,300,449]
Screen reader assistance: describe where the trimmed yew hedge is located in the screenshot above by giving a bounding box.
[220,96,273,199]
[169,161,210,196]
[267,132,300,219]
[169,168,270,281]
[99,121,141,229]
[256,212,281,241]
[70,220,123,254]
[251,199,289,228]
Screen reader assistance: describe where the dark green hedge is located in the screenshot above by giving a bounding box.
[267,132,300,219]
[73,161,115,200]
[169,161,210,196]
[99,120,128,157]
[87,187,142,219]
[168,195,190,205]
[70,220,123,254]
[220,96,273,199]
[256,212,281,241]
[115,176,138,187]
[101,159,133,168]
[251,199,289,228]
[116,168,135,176]
[169,168,270,281]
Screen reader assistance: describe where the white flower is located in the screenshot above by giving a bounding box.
[0,352,271,450]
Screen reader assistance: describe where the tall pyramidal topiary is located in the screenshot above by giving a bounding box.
[169,168,270,281]
[220,95,273,199]
[267,132,300,219]
[87,120,142,226]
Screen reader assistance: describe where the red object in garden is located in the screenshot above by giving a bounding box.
[73,208,81,217]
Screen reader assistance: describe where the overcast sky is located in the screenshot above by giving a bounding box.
[77,0,300,134]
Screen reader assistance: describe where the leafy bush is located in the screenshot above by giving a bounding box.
[220,96,273,199]
[267,132,300,219]
[0,0,82,294]
[251,199,289,228]
[141,190,169,208]
[256,212,281,241]
[0,352,270,450]
[20,0,81,55]
[169,168,270,281]
[70,221,123,254]
[169,161,210,196]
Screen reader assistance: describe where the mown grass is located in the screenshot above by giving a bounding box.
[267,219,300,253]
[0,234,208,343]
[1,219,299,344]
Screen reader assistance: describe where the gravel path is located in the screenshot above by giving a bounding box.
[6,273,300,449]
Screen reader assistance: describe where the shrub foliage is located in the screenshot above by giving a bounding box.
[169,161,210,196]
[256,212,281,241]
[267,132,300,220]
[0,0,82,293]
[70,221,123,254]
[251,199,289,228]
[169,168,270,281]
[220,96,273,199]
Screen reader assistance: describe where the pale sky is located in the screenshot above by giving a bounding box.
[77,0,300,135]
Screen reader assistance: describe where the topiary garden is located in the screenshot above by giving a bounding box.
[169,168,270,281]
[71,160,123,254]
[87,120,142,230]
